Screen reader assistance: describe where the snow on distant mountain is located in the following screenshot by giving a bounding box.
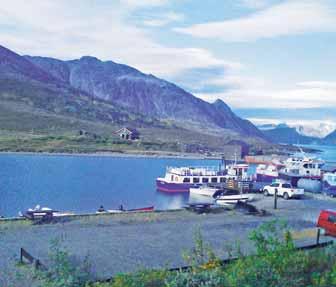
[255,120,335,139]
[295,123,336,138]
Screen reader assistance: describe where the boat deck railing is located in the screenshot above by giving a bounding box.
[166,166,226,176]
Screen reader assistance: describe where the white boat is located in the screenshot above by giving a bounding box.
[278,154,325,190]
[189,185,219,197]
[255,164,279,183]
[214,189,254,206]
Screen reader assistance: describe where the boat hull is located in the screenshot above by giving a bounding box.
[156,179,198,192]
[279,172,321,187]
[256,173,277,183]
[189,187,219,197]
[215,194,253,206]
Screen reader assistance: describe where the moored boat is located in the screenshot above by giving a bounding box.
[255,164,279,183]
[213,188,254,206]
[189,185,219,197]
[156,161,250,193]
[97,205,154,214]
[19,205,74,219]
[278,155,324,188]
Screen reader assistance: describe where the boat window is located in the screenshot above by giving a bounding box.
[202,178,209,183]
[193,177,200,183]
[183,178,190,183]
[211,178,218,183]
[220,177,226,183]
[328,214,336,223]
[226,189,238,195]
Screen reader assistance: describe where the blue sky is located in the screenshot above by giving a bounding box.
[0,0,335,129]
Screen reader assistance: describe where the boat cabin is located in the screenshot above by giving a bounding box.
[282,156,324,177]
[164,166,236,184]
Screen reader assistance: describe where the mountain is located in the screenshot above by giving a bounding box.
[324,130,336,144]
[24,54,264,138]
[262,124,320,145]
[0,44,267,153]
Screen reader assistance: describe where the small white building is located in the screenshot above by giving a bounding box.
[114,127,140,140]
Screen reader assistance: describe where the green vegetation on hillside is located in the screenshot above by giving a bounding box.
[0,134,181,154]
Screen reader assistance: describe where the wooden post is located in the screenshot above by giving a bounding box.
[20,248,23,263]
[274,189,278,209]
[317,228,321,245]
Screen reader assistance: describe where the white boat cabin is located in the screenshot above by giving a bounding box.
[163,164,249,184]
[281,156,324,177]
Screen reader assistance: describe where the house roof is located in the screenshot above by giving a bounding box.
[114,127,139,135]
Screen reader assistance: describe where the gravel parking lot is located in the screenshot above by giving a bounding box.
[1,193,336,285]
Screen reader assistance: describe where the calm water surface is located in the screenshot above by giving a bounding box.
[0,154,220,217]
[1,144,335,217]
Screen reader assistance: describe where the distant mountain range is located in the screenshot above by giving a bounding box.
[325,130,336,144]
[258,123,336,145]
[0,44,266,149]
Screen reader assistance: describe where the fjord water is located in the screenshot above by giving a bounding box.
[1,145,335,217]
[0,154,220,217]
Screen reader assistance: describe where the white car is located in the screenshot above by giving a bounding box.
[263,182,304,200]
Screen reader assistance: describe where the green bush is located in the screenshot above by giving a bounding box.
[36,239,92,287]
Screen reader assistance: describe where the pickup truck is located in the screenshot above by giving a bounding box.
[263,182,304,199]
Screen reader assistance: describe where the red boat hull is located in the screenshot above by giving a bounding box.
[127,206,154,212]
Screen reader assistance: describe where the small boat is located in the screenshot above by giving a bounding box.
[97,205,154,214]
[20,205,74,219]
[189,185,219,197]
[213,189,254,206]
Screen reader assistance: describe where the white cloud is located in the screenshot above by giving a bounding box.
[0,0,237,77]
[195,80,336,109]
[239,0,270,9]
[143,12,184,27]
[120,0,168,8]
[175,1,336,41]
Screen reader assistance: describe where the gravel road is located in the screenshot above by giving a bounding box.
[1,193,336,286]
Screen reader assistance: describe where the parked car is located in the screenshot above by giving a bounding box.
[263,182,304,199]
[323,188,336,198]
[317,210,336,236]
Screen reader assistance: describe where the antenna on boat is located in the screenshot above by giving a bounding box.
[221,155,226,170]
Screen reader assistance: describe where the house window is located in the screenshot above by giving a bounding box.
[193,178,200,183]
[202,178,209,183]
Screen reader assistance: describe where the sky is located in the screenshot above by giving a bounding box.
[0,0,335,128]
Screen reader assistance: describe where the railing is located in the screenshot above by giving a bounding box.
[166,166,226,176]
[20,248,46,271]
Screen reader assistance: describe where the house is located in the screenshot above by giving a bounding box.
[115,127,140,140]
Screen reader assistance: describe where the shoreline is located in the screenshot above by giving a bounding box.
[0,150,223,160]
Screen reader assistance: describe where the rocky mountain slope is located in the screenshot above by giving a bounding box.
[25,54,264,138]
[324,130,336,144]
[0,44,267,151]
